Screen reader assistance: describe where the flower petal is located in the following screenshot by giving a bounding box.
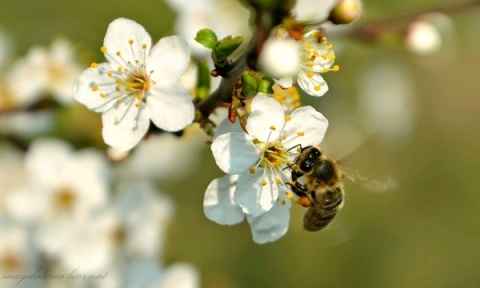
[276,76,294,89]
[211,132,258,174]
[147,35,190,82]
[283,106,329,148]
[234,169,278,217]
[203,175,245,225]
[246,95,285,141]
[147,83,194,131]
[73,63,117,113]
[246,195,291,244]
[297,72,329,97]
[101,100,150,151]
[103,18,152,68]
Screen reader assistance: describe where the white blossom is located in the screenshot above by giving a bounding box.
[207,95,328,240]
[259,31,338,97]
[73,18,194,151]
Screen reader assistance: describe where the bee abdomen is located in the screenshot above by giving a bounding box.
[303,207,339,232]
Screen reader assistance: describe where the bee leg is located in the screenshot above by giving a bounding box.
[287,181,312,207]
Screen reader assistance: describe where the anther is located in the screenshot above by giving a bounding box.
[262,179,268,186]
[128,39,134,45]
[285,115,291,121]
[297,132,305,136]
[92,85,99,92]
[100,46,107,53]
[116,51,121,56]
[270,126,276,131]
[249,167,256,174]
[90,62,98,68]
[307,71,314,78]
[314,85,321,91]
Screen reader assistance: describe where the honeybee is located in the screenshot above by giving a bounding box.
[288,146,345,232]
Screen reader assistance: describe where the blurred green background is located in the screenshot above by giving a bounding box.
[1,0,480,287]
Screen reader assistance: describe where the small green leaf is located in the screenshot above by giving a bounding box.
[257,76,274,94]
[212,36,244,66]
[241,71,258,97]
[195,29,218,49]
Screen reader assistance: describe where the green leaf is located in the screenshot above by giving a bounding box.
[257,76,274,94]
[212,36,244,66]
[241,71,258,97]
[195,29,218,49]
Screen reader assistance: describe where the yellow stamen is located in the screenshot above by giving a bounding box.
[275,177,281,184]
[297,132,305,136]
[92,85,99,92]
[270,125,276,131]
[322,68,329,73]
[116,98,123,103]
[128,39,134,45]
[328,54,336,61]
[249,167,256,174]
[314,85,321,91]
[261,180,268,186]
[142,44,147,49]
[285,115,291,121]
[90,62,98,68]
[307,71,314,78]
[100,93,106,98]
[286,192,293,200]
[100,46,107,53]
[333,65,340,71]
[116,51,121,56]
[135,103,141,107]
[107,71,113,77]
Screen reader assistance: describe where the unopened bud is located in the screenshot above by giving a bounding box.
[405,12,452,55]
[328,0,362,25]
[258,37,300,79]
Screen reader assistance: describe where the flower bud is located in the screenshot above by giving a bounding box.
[328,0,362,25]
[258,37,300,79]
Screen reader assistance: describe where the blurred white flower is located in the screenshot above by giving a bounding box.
[259,31,338,97]
[5,139,109,224]
[357,62,416,148]
[73,18,193,151]
[292,0,337,21]
[165,0,251,57]
[405,12,453,56]
[4,38,83,108]
[0,221,42,286]
[0,110,53,136]
[210,95,328,217]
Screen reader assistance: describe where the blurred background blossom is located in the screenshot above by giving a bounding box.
[0,0,479,288]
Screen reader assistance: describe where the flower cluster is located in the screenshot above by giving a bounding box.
[205,95,329,243]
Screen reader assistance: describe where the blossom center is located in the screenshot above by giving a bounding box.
[255,140,290,170]
[54,188,76,211]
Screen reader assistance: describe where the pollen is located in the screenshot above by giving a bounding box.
[275,177,281,184]
[135,103,141,107]
[262,179,268,186]
[297,131,305,136]
[128,39,134,45]
[286,192,293,200]
[249,167,256,174]
[100,46,107,53]
[270,125,276,131]
[116,51,121,56]
[333,65,340,71]
[142,44,147,49]
[307,71,314,78]
[90,62,98,68]
[92,85,99,92]
[314,85,321,91]
[328,54,336,61]
[100,93,106,98]
[285,114,291,121]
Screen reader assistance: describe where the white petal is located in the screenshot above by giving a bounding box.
[203,175,245,225]
[297,72,329,97]
[246,95,285,141]
[283,106,329,148]
[159,262,200,288]
[147,83,194,132]
[234,169,278,217]
[211,132,259,174]
[246,198,291,244]
[73,63,117,113]
[101,100,150,151]
[212,116,244,141]
[277,76,294,89]
[103,18,152,68]
[147,35,190,82]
